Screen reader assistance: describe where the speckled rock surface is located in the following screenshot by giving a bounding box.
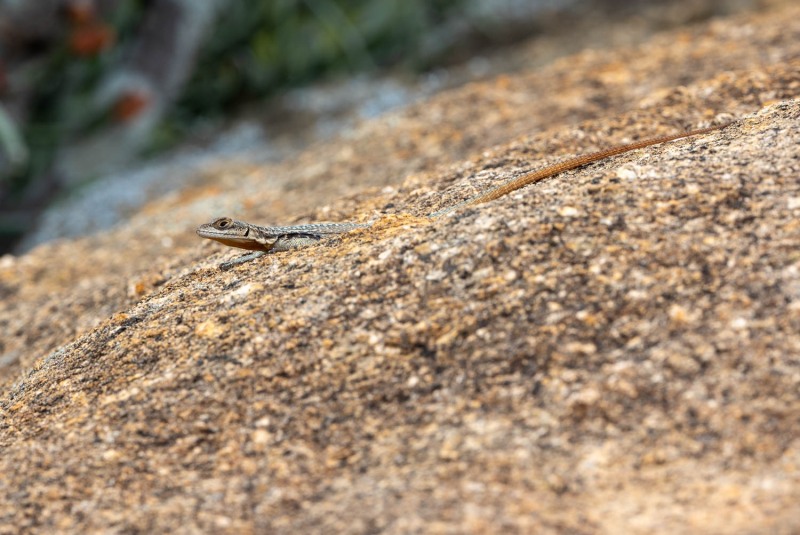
[1,3,799,534]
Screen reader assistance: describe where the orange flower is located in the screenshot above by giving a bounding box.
[112,91,150,122]
[69,23,115,57]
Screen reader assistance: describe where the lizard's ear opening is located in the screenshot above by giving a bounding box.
[213,217,233,229]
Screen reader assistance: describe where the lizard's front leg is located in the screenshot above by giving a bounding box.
[219,251,267,271]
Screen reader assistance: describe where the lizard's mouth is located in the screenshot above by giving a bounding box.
[196,228,268,251]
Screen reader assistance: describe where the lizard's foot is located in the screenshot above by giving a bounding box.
[219,251,266,270]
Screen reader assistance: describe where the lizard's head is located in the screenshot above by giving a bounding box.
[196,217,267,251]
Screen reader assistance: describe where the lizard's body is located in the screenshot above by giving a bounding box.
[197,123,729,269]
[196,219,370,269]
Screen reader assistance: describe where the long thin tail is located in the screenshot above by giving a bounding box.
[429,122,730,218]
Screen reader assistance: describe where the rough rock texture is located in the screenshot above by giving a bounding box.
[1,3,799,533]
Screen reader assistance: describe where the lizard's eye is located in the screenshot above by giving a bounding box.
[214,218,232,229]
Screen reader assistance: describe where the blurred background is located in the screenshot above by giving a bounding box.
[0,0,775,253]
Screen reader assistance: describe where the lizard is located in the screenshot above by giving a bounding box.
[197,122,730,270]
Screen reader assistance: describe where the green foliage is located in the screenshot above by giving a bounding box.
[176,0,465,116]
[1,0,467,225]
[3,1,147,192]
